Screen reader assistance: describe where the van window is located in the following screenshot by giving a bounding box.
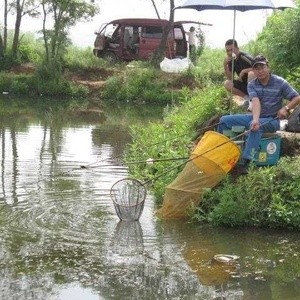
[174,28,184,40]
[142,26,163,38]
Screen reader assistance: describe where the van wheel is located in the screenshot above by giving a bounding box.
[102,52,117,63]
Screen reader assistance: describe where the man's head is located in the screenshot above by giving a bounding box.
[252,55,270,81]
[225,39,238,48]
[252,55,269,68]
[225,39,239,58]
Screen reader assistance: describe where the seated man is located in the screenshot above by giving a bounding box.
[223,39,255,109]
[218,55,300,173]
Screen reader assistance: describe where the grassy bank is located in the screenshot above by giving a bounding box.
[125,85,300,230]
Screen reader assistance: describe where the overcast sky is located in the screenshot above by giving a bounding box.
[1,0,271,49]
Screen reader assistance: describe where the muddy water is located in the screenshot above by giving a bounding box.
[0,105,299,300]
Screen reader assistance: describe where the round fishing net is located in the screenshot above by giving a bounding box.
[110,178,147,221]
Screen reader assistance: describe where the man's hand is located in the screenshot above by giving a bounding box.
[277,107,289,119]
[250,119,260,131]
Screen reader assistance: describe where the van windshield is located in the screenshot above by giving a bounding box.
[102,23,117,37]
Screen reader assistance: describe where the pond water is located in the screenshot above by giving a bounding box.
[0,98,299,300]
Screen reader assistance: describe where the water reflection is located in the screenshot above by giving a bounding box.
[0,100,299,299]
[111,221,144,256]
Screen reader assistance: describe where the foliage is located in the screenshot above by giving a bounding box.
[0,72,88,98]
[0,30,44,70]
[192,47,224,85]
[192,157,300,230]
[40,0,98,65]
[64,46,109,71]
[254,3,300,78]
[102,65,179,105]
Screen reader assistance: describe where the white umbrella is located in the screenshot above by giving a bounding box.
[176,0,296,42]
[175,0,296,111]
[176,0,296,11]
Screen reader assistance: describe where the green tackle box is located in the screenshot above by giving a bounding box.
[254,134,282,166]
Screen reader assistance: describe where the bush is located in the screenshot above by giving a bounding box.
[193,157,300,230]
[254,4,300,77]
[102,67,179,104]
[0,71,88,98]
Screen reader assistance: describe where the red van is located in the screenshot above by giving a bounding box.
[93,18,188,62]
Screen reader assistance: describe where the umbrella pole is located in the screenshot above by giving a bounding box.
[230,10,237,115]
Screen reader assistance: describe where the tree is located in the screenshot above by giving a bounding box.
[40,0,98,68]
[150,0,174,66]
[9,0,40,58]
[0,0,8,58]
[150,0,161,19]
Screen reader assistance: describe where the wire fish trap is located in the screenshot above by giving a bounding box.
[110,178,147,221]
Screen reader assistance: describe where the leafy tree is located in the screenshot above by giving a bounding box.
[255,1,300,77]
[40,0,98,70]
[6,0,40,59]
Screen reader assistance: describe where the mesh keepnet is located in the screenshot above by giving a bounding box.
[156,131,241,219]
[110,178,147,221]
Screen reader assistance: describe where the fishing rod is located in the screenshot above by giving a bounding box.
[79,120,222,169]
[138,116,280,186]
[80,156,190,169]
[109,117,282,223]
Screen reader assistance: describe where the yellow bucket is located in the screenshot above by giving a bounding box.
[191,131,241,174]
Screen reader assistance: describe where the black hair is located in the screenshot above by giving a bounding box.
[225,39,238,48]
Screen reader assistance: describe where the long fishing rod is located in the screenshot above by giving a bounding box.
[140,117,280,185]
[80,156,190,169]
[79,121,222,169]
[109,117,281,223]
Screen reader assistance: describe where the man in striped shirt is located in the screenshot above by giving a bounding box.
[218,55,300,173]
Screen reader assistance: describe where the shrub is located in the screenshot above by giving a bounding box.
[193,157,300,229]
[102,67,179,104]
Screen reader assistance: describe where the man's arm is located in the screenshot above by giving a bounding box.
[250,97,261,131]
[238,67,254,81]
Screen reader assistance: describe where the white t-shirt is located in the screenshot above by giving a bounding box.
[186,32,196,46]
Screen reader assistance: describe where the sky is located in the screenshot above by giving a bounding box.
[1,0,273,49]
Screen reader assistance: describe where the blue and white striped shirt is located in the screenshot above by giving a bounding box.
[248,74,299,117]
